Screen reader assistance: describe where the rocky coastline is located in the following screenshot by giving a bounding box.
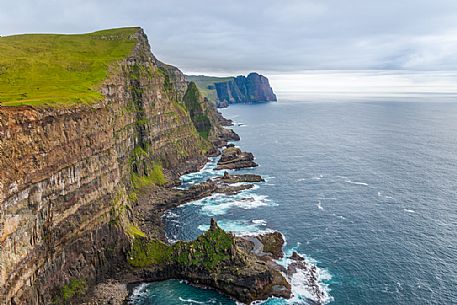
[0,27,326,305]
[81,111,328,305]
[80,124,292,304]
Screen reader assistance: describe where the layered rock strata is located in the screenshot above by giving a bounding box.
[0,27,290,305]
[215,72,277,106]
[215,145,258,170]
[0,28,208,305]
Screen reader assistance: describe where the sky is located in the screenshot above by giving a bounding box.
[2,0,457,93]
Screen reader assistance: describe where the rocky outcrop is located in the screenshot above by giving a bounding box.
[287,252,327,304]
[155,60,188,102]
[215,145,258,170]
[182,82,212,140]
[215,72,277,106]
[128,219,291,304]
[217,171,265,183]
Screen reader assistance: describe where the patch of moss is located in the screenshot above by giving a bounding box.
[128,238,172,267]
[198,130,210,139]
[131,163,167,189]
[182,82,212,140]
[178,225,234,269]
[62,278,87,302]
[157,66,173,93]
[128,191,138,203]
[126,224,146,238]
[128,224,235,270]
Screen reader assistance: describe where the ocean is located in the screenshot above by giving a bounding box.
[130,98,457,305]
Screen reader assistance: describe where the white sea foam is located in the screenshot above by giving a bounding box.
[333,213,346,220]
[252,219,267,226]
[178,297,206,304]
[166,211,179,218]
[345,179,368,186]
[191,191,276,216]
[317,201,324,210]
[198,219,273,236]
[128,283,149,304]
[178,156,223,189]
[263,175,276,182]
[404,209,416,213]
[273,247,333,305]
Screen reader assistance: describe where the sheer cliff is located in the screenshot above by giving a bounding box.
[186,73,277,108]
[0,28,210,304]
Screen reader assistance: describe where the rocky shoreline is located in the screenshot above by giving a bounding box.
[74,116,283,304]
[80,111,326,305]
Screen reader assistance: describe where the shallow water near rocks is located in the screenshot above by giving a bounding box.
[131,99,457,305]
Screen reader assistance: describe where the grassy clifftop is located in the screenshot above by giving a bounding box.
[186,75,234,103]
[0,27,139,107]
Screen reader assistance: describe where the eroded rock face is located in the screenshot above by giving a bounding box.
[215,146,258,170]
[215,72,277,106]
[0,28,208,305]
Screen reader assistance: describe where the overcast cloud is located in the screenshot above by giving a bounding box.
[2,0,457,75]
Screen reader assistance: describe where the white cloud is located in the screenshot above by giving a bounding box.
[1,0,457,73]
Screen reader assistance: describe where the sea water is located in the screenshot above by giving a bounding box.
[131,99,457,305]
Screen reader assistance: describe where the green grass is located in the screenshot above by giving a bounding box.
[185,75,234,103]
[0,27,139,107]
[128,223,235,270]
[128,238,172,267]
[198,130,210,139]
[126,224,147,238]
[62,278,87,301]
[131,163,167,189]
[182,82,212,139]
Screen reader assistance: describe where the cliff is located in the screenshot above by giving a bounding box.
[0,27,287,305]
[0,27,209,304]
[186,73,277,108]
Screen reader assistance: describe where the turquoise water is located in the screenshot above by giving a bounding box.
[131,100,457,305]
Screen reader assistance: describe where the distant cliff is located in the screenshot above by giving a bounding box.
[186,72,277,107]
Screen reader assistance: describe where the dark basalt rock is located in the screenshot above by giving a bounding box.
[215,147,257,170]
[217,171,265,183]
[236,232,285,261]
[257,232,285,260]
[290,251,305,261]
[287,252,326,305]
[215,72,277,106]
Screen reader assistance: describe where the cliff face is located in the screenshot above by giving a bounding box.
[236,72,277,103]
[188,73,277,107]
[0,29,208,304]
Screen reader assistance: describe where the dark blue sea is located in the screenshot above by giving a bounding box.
[130,99,457,305]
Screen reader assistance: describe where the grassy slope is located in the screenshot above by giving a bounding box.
[0,27,139,107]
[185,75,234,103]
